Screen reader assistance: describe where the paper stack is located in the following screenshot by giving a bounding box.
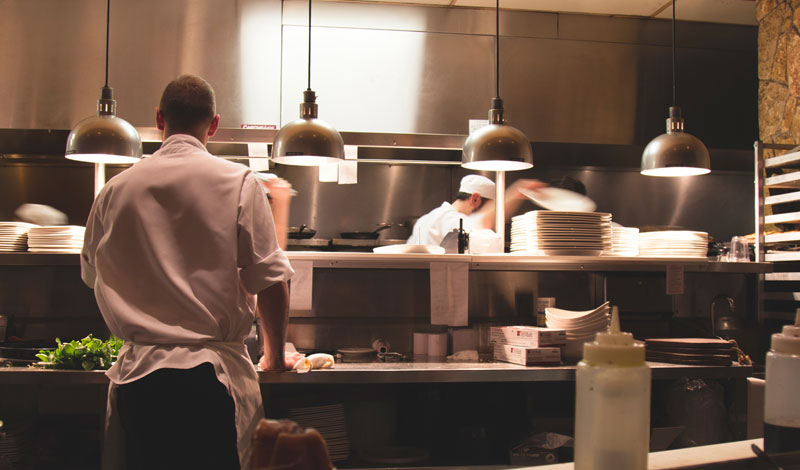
[491,326,565,366]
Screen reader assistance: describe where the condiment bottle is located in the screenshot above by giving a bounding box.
[764,309,800,453]
[574,306,650,470]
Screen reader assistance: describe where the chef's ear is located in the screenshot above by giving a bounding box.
[155,107,165,131]
[470,192,482,207]
[207,114,220,137]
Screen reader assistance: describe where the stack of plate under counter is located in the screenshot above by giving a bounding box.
[490,326,566,366]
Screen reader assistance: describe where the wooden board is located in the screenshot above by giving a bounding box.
[645,338,733,349]
[646,350,733,366]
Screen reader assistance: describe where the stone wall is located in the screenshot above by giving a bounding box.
[758,0,800,149]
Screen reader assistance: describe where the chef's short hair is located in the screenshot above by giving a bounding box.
[455,192,488,208]
[159,75,216,133]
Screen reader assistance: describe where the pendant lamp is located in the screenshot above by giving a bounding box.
[462,0,532,172]
[272,0,344,166]
[641,1,709,177]
[65,0,141,167]
[65,0,141,197]
[462,0,532,251]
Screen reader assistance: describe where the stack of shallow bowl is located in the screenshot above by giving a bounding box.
[608,226,639,256]
[27,225,85,253]
[545,301,611,361]
[0,222,37,252]
[638,230,708,258]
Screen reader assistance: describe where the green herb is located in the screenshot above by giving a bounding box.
[35,334,123,370]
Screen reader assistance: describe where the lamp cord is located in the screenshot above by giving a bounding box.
[105,0,110,88]
[672,0,676,107]
[495,0,500,99]
[307,0,312,91]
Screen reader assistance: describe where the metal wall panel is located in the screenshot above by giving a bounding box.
[0,0,756,146]
[0,0,283,129]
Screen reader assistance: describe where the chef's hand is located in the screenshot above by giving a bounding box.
[506,179,547,201]
[261,177,293,207]
[259,354,287,372]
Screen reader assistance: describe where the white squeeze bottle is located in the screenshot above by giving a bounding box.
[574,306,650,470]
[764,309,800,453]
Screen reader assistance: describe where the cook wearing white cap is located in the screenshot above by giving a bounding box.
[408,174,544,246]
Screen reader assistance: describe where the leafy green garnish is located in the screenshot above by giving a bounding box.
[35,334,123,370]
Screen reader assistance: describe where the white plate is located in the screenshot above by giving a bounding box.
[373,244,445,254]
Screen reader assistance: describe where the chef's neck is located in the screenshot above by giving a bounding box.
[163,128,211,146]
[452,198,475,215]
[159,113,220,147]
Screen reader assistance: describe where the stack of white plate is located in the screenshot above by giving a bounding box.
[27,226,85,254]
[510,211,612,256]
[638,231,708,258]
[289,403,350,462]
[0,423,32,466]
[608,226,639,256]
[0,222,37,252]
[545,301,611,361]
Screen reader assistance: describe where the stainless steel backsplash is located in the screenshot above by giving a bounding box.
[0,0,759,352]
[0,0,755,146]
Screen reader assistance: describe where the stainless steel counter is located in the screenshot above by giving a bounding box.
[0,361,752,385]
[0,252,770,273]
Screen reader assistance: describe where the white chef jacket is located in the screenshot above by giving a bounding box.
[408,201,486,246]
[81,134,294,468]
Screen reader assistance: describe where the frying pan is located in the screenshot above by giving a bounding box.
[0,341,54,361]
[341,224,391,240]
[288,224,316,239]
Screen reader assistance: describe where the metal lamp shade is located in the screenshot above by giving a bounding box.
[66,113,142,164]
[462,122,533,171]
[641,131,710,177]
[271,117,344,166]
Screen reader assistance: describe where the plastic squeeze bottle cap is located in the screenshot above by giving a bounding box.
[771,309,800,356]
[582,306,646,366]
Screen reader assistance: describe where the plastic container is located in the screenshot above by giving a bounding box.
[574,306,650,470]
[764,309,800,453]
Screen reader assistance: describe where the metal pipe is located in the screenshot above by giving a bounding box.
[94,163,105,198]
[495,170,505,250]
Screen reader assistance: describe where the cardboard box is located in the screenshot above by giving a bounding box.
[493,343,561,366]
[491,326,566,347]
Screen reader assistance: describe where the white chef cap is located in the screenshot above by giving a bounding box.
[459,175,495,199]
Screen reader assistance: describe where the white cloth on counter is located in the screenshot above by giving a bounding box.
[292,353,335,373]
[82,134,294,468]
[408,202,485,246]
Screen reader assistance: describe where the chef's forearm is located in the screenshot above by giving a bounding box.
[270,198,290,250]
[257,281,290,370]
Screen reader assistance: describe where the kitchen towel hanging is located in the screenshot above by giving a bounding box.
[429,262,469,327]
[289,260,313,311]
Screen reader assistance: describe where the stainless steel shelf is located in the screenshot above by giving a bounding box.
[764,231,800,243]
[765,171,800,188]
[0,252,772,273]
[0,252,81,266]
[765,251,800,262]
[764,149,800,168]
[764,190,800,206]
[764,211,800,225]
[0,361,753,385]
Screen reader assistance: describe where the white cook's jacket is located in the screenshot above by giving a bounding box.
[408,201,486,246]
[81,134,294,469]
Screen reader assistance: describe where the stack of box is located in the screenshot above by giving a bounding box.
[491,326,566,366]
